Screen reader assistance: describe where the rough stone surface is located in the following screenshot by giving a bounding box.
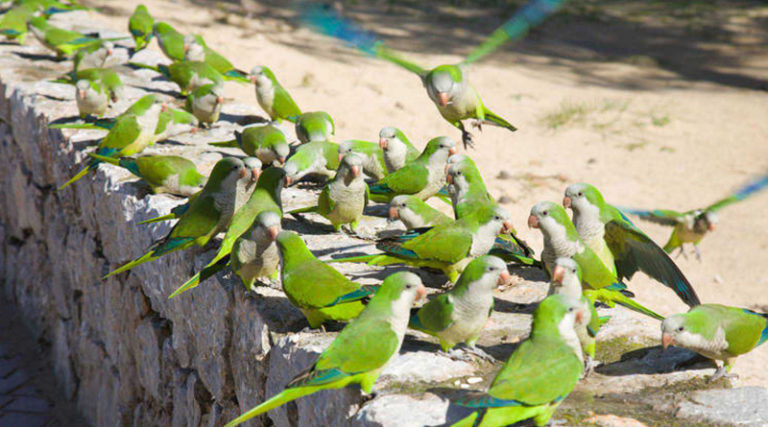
[0,11,766,427]
[676,387,768,426]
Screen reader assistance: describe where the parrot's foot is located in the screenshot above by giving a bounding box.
[461,130,475,150]
[471,119,483,132]
[676,247,688,260]
[439,349,475,362]
[441,280,454,289]
[694,245,702,262]
[462,346,496,363]
[583,356,599,378]
[709,366,738,383]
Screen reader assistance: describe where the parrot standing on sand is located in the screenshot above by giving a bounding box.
[662,304,768,382]
[623,173,768,260]
[368,136,457,203]
[410,255,509,360]
[528,201,665,320]
[295,111,335,144]
[388,195,452,230]
[283,140,340,185]
[249,65,302,122]
[451,294,585,427]
[338,139,387,180]
[446,154,494,219]
[210,125,290,166]
[128,4,154,52]
[276,230,377,328]
[225,271,426,427]
[27,16,124,59]
[85,153,206,197]
[563,183,700,307]
[289,153,367,232]
[379,126,420,174]
[183,34,249,81]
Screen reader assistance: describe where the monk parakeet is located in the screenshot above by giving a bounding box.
[389,195,452,230]
[84,153,205,197]
[283,140,340,185]
[528,201,664,320]
[229,210,282,290]
[623,173,768,260]
[249,65,302,122]
[304,4,572,148]
[103,157,256,279]
[27,16,124,59]
[277,230,376,328]
[185,83,224,127]
[549,257,602,376]
[0,5,34,44]
[49,91,157,130]
[333,205,514,282]
[75,79,108,118]
[169,166,284,297]
[130,59,224,96]
[53,67,124,104]
[338,139,386,180]
[129,4,153,51]
[410,255,509,359]
[446,154,494,219]
[152,21,185,61]
[662,304,768,382]
[72,40,113,71]
[451,293,584,427]
[225,271,426,426]
[368,136,457,203]
[379,126,419,173]
[153,105,200,142]
[210,125,290,166]
[183,34,249,82]
[564,183,700,307]
[289,152,367,232]
[295,111,335,144]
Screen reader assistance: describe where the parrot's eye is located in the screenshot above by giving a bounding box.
[456,171,462,175]
[568,307,575,312]
[495,215,501,220]
[405,284,413,289]
[578,192,583,197]
[572,268,577,273]
[677,326,685,332]
[542,210,549,216]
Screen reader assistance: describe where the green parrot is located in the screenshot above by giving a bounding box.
[225,271,426,426]
[75,79,108,118]
[209,125,290,166]
[564,183,700,307]
[72,41,113,72]
[228,210,282,290]
[289,152,367,232]
[378,126,419,174]
[662,304,768,382]
[183,34,249,82]
[49,91,158,130]
[130,59,224,96]
[549,257,603,376]
[283,140,340,185]
[58,98,166,190]
[152,105,200,142]
[338,139,386,180]
[27,16,124,58]
[368,136,457,203]
[0,5,34,44]
[294,111,335,144]
[445,154,494,219]
[277,230,377,328]
[388,195,452,230]
[333,205,514,282]
[103,157,256,279]
[623,173,768,260]
[249,65,302,122]
[152,21,185,61]
[185,83,224,127]
[52,67,124,104]
[451,294,585,427]
[410,255,509,359]
[528,201,664,320]
[129,4,154,52]
[84,153,206,197]
[169,166,284,297]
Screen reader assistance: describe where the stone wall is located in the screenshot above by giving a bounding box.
[1,12,767,427]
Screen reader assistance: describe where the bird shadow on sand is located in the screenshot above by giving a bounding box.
[13,51,61,62]
[219,112,267,126]
[492,298,538,315]
[596,345,716,377]
[130,84,183,99]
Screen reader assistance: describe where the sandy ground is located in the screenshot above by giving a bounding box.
[81,0,768,386]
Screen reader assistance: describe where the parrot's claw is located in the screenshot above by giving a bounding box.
[463,346,496,362]
[694,245,702,262]
[471,119,483,131]
[461,130,475,150]
[439,349,475,362]
[709,366,738,383]
[583,356,599,378]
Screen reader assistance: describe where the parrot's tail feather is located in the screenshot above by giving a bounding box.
[483,111,517,132]
[48,122,101,130]
[137,213,175,225]
[168,273,201,299]
[222,71,250,83]
[58,165,93,190]
[208,139,238,147]
[327,285,378,307]
[225,387,319,427]
[128,61,160,73]
[87,152,120,166]
[328,254,378,263]
[288,205,319,215]
[102,250,159,279]
[604,291,664,321]
[168,255,230,299]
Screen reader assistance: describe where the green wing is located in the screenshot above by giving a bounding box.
[272,85,302,118]
[621,208,683,227]
[100,115,142,151]
[374,44,426,77]
[134,156,182,186]
[603,206,700,306]
[371,164,429,195]
[572,246,622,291]
[401,223,472,264]
[489,337,581,405]
[414,293,455,333]
[313,319,399,374]
[166,193,221,242]
[316,184,335,217]
[283,260,362,309]
[706,173,768,213]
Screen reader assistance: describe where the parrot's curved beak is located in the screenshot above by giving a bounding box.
[250,168,261,182]
[183,43,190,53]
[239,167,249,179]
[498,269,512,286]
[388,206,399,221]
[708,223,716,232]
[338,153,344,164]
[216,96,224,104]
[160,103,169,112]
[449,147,458,156]
[250,75,258,85]
[662,333,675,351]
[277,156,286,164]
[106,47,113,56]
[437,92,450,107]
[379,138,388,150]
[562,196,572,209]
[416,284,427,303]
[552,265,565,284]
[351,165,361,178]
[501,220,514,234]
[528,215,540,229]
[267,226,280,241]
[575,309,584,325]
[446,173,454,185]
[283,176,293,187]
[78,89,86,98]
